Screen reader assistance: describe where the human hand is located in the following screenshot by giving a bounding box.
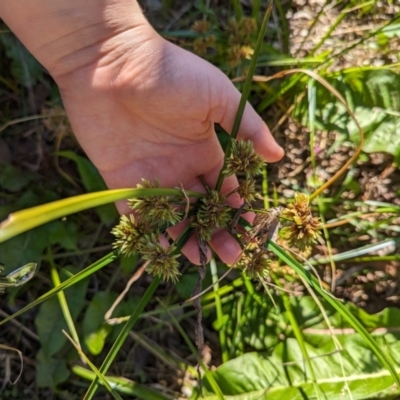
[0,0,284,264]
[55,29,283,264]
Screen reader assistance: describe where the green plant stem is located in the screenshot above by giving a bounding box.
[274,0,289,54]
[272,273,321,399]
[48,249,83,359]
[310,11,346,56]
[257,73,303,112]
[251,0,262,20]
[262,165,270,209]
[83,277,161,400]
[319,13,400,69]
[64,331,123,400]
[130,331,197,375]
[215,1,273,192]
[159,300,225,400]
[231,0,243,21]
[307,78,337,290]
[210,258,229,363]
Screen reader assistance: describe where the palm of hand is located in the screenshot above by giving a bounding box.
[57,37,283,264]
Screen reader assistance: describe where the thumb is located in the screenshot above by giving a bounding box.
[210,74,284,162]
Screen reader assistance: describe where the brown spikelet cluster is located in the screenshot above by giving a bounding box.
[238,249,271,279]
[107,10,326,300]
[192,20,211,34]
[190,16,257,68]
[111,215,148,257]
[226,45,254,67]
[223,140,265,178]
[226,17,257,67]
[236,179,260,204]
[139,232,181,283]
[111,179,182,282]
[280,193,322,251]
[192,190,231,241]
[191,19,216,56]
[193,35,217,56]
[128,179,181,227]
[227,17,257,46]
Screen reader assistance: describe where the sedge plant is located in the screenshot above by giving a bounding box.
[1,3,400,399]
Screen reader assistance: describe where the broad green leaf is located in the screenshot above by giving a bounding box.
[175,272,199,299]
[1,33,44,87]
[175,268,214,300]
[57,151,106,193]
[36,349,70,389]
[198,348,398,400]
[382,23,400,39]
[268,241,400,387]
[197,294,400,399]
[83,291,115,355]
[35,266,88,357]
[294,69,400,163]
[47,219,79,251]
[0,162,34,192]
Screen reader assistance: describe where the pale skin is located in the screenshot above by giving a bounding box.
[0,0,284,265]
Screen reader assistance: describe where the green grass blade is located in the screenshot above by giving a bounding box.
[312,238,400,264]
[158,300,225,400]
[267,240,400,387]
[83,277,161,400]
[210,258,228,362]
[72,365,172,400]
[130,331,196,374]
[273,275,321,399]
[297,0,329,55]
[320,13,400,69]
[49,250,82,355]
[257,73,303,112]
[64,331,123,400]
[215,1,273,191]
[274,0,289,54]
[231,0,243,21]
[251,0,262,19]
[310,11,346,56]
[0,188,202,243]
[0,252,117,327]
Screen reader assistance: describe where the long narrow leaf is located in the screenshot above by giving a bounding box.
[159,300,225,399]
[83,277,161,400]
[64,331,123,400]
[49,252,83,359]
[267,240,400,387]
[210,258,228,362]
[72,365,172,400]
[0,188,202,243]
